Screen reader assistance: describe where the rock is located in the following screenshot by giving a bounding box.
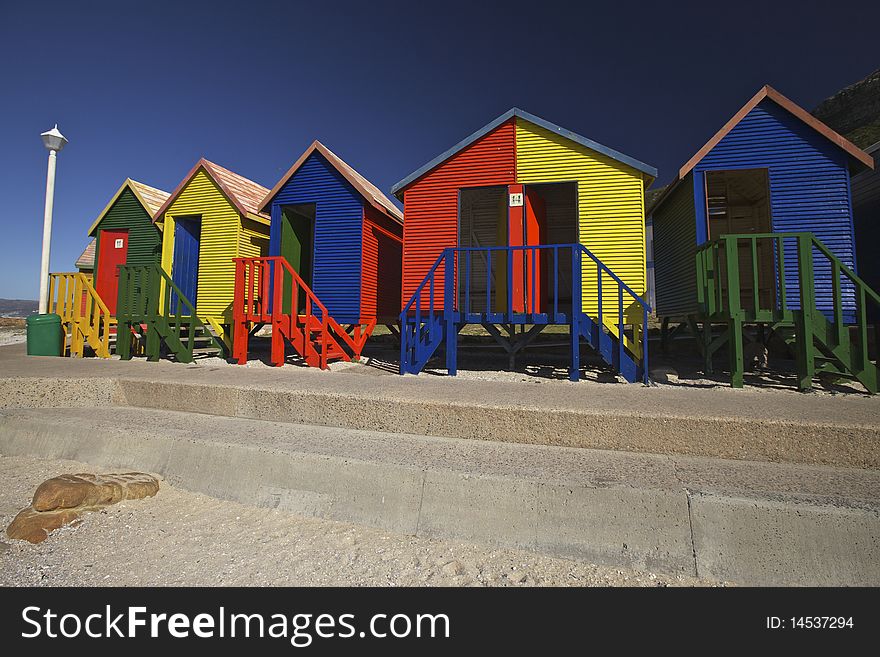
[6,472,159,544]
[744,342,769,370]
[0,541,10,554]
[31,473,159,512]
[649,365,678,384]
[441,560,465,577]
[7,507,83,544]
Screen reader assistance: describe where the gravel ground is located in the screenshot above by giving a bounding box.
[0,456,719,587]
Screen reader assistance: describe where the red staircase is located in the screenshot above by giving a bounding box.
[233,256,375,368]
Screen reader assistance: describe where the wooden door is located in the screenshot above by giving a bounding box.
[96,229,128,314]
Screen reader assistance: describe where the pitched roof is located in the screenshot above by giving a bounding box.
[678,85,873,179]
[87,179,170,236]
[648,85,876,216]
[261,141,403,223]
[152,158,270,224]
[75,238,96,270]
[391,107,658,198]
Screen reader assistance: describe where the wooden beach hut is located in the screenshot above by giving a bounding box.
[46,180,168,359]
[233,141,403,368]
[115,159,270,363]
[392,108,657,382]
[649,85,878,391]
[88,179,169,314]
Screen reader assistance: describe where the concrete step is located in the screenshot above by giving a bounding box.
[1,345,879,469]
[1,405,877,585]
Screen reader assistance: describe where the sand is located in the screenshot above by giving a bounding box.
[0,455,719,587]
[0,326,26,347]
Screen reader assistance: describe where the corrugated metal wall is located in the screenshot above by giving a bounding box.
[240,217,269,261]
[160,169,259,325]
[401,119,516,309]
[362,205,403,322]
[268,152,363,324]
[515,118,647,321]
[93,187,162,306]
[693,100,857,316]
[650,174,697,317]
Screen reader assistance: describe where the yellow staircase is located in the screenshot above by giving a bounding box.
[48,273,115,358]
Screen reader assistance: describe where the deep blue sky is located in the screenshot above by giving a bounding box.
[0,0,877,299]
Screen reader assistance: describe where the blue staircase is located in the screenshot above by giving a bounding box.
[400,244,650,383]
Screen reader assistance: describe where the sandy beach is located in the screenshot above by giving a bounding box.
[0,455,719,587]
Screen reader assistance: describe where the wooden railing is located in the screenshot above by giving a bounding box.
[116,264,225,362]
[47,272,114,358]
[696,232,878,392]
[233,256,372,367]
[399,244,650,383]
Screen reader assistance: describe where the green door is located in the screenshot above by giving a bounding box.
[280,204,315,314]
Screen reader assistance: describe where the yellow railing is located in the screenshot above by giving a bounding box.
[48,273,115,358]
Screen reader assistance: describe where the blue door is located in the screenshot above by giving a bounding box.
[171,217,201,314]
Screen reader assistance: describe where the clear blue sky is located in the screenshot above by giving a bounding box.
[0,0,877,299]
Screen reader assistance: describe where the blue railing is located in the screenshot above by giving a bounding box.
[400,244,651,383]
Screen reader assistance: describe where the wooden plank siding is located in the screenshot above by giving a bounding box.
[159,169,268,327]
[401,120,516,309]
[515,118,648,321]
[692,99,858,318]
[650,173,697,317]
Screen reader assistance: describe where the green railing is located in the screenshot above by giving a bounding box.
[116,264,226,363]
[695,232,879,392]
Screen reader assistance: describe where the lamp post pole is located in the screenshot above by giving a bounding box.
[37,125,68,314]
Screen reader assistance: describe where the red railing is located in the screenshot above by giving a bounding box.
[233,256,374,368]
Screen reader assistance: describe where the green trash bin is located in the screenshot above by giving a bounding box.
[26,313,63,356]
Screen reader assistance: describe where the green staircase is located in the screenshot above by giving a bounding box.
[694,232,879,393]
[116,265,226,363]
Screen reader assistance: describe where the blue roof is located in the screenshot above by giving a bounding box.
[391,108,658,197]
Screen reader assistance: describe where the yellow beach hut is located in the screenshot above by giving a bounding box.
[151,159,270,350]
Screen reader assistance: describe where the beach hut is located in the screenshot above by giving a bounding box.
[649,85,878,391]
[45,180,167,360]
[75,239,95,278]
[232,141,403,368]
[87,179,169,314]
[116,159,270,363]
[392,108,657,382]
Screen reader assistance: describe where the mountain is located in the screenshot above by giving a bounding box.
[813,68,880,149]
[0,299,38,317]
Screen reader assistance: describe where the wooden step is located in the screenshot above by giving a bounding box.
[192,347,222,355]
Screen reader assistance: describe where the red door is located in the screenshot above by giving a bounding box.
[96,229,129,314]
[523,187,546,313]
[508,185,547,314]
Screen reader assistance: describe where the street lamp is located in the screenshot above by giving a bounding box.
[38,124,68,314]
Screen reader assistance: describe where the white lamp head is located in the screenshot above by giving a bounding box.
[40,124,68,152]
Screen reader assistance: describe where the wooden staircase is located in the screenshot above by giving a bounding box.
[47,272,115,358]
[694,232,879,392]
[233,256,375,368]
[400,244,650,383]
[115,265,226,363]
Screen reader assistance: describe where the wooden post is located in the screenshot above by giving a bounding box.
[570,247,581,382]
[444,251,457,376]
[729,316,744,387]
[794,235,816,391]
[724,237,744,387]
[271,259,285,367]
